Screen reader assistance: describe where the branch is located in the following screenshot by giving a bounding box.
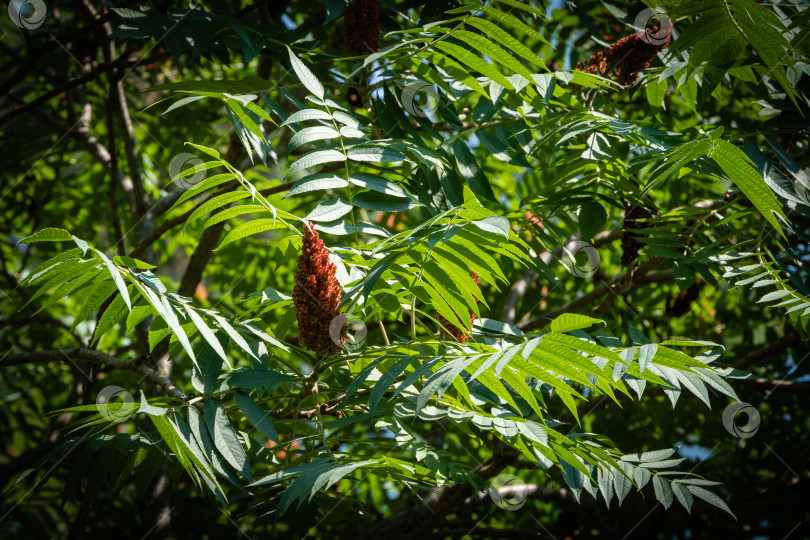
[0,51,169,127]
[501,230,621,324]
[6,88,136,252]
[109,55,149,221]
[0,378,83,489]
[511,200,726,329]
[737,377,810,394]
[0,349,185,401]
[175,129,257,293]
[105,75,125,255]
[79,0,154,259]
[0,251,86,347]
[0,315,86,347]
[361,451,521,539]
[425,527,549,539]
[129,181,293,258]
[279,396,349,420]
[178,222,225,297]
[74,99,141,244]
[0,10,117,97]
[462,484,580,507]
[733,334,806,369]
[517,257,667,332]
[560,394,611,425]
[220,389,365,421]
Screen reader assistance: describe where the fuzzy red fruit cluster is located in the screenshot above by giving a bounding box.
[435,272,481,343]
[344,0,380,56]
[293,223,343,356]
[576,20,673,86]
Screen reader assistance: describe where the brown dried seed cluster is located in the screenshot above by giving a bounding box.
[344,0,380,57]
[667,280,703,318]
[576,20,672,86]
[621,205,653,267]
[293,223,343,356]
[435,272,481,343]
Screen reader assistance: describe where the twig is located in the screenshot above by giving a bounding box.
[0,9,117,97]
[105,79,125,255]
[518,258,668,332]
[0,349,185,401]
[378,312,390,346]
[462,484,579,506]
[501,229,621,324]
[129,181,293,258]
[733,334,805,369]
[0,51,169,127]
[738,377,810,394]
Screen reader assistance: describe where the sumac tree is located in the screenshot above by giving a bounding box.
[1,1,808,539]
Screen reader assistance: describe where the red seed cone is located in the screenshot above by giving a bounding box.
[576,19,673,86]
[344,0,380,56]
[293,222,343,355]
[435,272,481,343]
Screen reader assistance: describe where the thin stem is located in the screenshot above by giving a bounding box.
[408,209,463,339]
[378,312,390,346]
[311,381,335,458]
[324,101,362,248]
